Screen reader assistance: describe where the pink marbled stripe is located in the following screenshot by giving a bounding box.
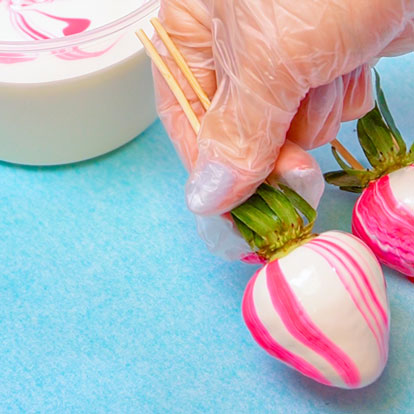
[306,239,387,363]
[265,260,361,387]
[312,239,388,325]
[353,173,414,278]
[318,233,389,316]
[343,232,388,289]
[242,270,331,385]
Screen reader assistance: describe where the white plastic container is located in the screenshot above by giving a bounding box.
[0,0,159,165]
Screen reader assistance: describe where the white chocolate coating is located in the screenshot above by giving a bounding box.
[388,165,414,213]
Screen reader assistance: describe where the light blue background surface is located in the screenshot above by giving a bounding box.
[0,55,413,414]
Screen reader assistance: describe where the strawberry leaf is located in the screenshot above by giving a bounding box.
[249,194,280,221]
[324,171,363,189]
[358,105,396,160]
[331,146,354,170]
[231,203,279,239]
[326,69,412,193]
[257,184,302,229]
[278,184,317,225]
[374,69,406,156]
[331,146,365,174]
[338,186,364,193]
[232,216,255,250]
[231,182,318,260]
[357,119,382,167]
[409,142,414,163]
[254,232,267,249]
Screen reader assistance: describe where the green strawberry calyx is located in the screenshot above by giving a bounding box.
[324,70,414,193]
[231,184,317,261]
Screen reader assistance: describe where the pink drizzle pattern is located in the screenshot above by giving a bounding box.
[265,260,361,387]
[352,171,414,279]
[242,270,331,386]
[306,238,388,364]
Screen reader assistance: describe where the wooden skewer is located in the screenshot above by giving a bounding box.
[150,17,211,112]
[136,29,201,134]
[138,24,364,171]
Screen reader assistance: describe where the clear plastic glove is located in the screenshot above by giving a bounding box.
[153,0,414,259]
[195,140,325,261]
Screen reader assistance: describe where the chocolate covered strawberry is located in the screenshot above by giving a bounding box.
[231,184,389,388]
[325,72,414,280]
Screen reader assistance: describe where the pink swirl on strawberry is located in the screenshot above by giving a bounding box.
[353,166,414,279]
[326,71,414,281]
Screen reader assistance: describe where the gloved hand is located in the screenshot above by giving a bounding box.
[195,139,327,261]
[153,0,414,260]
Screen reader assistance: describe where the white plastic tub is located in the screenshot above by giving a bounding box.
[0,0,159,165]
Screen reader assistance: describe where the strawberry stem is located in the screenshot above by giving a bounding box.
[325,70,413,192]
[231,184,317,261]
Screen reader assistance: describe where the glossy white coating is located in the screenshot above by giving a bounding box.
[388,165,414,213]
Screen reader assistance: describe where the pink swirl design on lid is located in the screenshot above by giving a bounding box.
[34,10,90,36]
[4,0,90,40]
[0,0,117,64]
[0,51,36,63]
[352,168,414,279]
[10,8,91,40]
